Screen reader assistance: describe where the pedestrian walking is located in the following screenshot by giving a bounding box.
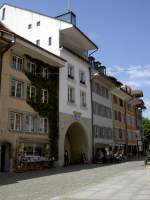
[64,150,69,166]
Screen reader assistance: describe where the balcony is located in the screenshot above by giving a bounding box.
[0,30,15,53]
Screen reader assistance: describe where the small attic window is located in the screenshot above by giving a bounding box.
[28,24,32,29]
[2,8,6,20]
[36,21,40,26]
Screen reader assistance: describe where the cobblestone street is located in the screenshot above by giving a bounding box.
[0,161,149,200]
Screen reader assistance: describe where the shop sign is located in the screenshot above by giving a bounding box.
[73,111,81,121]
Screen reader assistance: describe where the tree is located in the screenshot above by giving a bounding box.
[143,118,150,149]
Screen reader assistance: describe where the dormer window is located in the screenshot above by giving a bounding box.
[48,37,52,46]
[28,24,32,29]
[36,21,40,26]
[68,64,74,80]
[2,8,6,20]
[79,71,86,85]
[36,39,40,46]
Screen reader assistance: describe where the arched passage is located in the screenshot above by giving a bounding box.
[64,122,88,164]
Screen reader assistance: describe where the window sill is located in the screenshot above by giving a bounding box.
[80,83,87,88]
[67,101,76,107]
[67,77,76,83]
[80,105,88,110]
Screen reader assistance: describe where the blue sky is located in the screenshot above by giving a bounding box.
[0,0,150,117]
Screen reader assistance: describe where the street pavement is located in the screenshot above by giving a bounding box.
[0,161,149,200]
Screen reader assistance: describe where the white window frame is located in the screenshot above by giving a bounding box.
[27,84,36,102]
[25,114,35,132]
[41,89,48,103]
[11,79,24,98]
[80,91,86,107]
[42,68,49,79]
[39,118,48,133]
[68,86,75,104]
[12,55,23,70]
[79,70,86,85]
[9,112,22,131]
[27,62,36,75]
[68,64,74,79]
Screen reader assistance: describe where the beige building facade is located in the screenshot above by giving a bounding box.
[0,23,65,172]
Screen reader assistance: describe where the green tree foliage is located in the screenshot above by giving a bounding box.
[143,118,150,145]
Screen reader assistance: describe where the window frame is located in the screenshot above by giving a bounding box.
[68,86,75,104]
[11,79,24,99]
[41,89,49,103]
[12,55,23,71]
[9,112,22,131]
[79,70,86,85]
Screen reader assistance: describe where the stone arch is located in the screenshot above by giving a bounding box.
[64,122,88,164]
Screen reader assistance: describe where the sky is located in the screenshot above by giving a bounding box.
[0,0,150,118]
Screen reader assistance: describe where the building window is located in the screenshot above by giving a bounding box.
[9,112,22,131]
[25,114,35,132]
[68,86,75,103]
[114,110,118,120]
[11,79,24,98]
[28,24,32,29]
[113,95,117,104]
[36,21,40,26]
[27,85,36,102]
[12,55,23,70]
[119,98,123,107]
[42,68,49,79]
[27,62,36,75]
[48,37,52,46]
[41,89,48,103]
[118,111,122,122]
[79,71,86,84]
[36,39,40,46]
[92,82,109,99]
[2,8,6,20]
[68,64,74,79]
[93,101,112,119]
[80,91,86,107]
[39,118,48,133]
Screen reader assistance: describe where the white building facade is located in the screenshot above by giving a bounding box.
[0,4,98,165]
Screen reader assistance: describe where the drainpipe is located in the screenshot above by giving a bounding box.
[88,49,98,163]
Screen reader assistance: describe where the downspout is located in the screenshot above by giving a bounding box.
[89,48,98,163]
